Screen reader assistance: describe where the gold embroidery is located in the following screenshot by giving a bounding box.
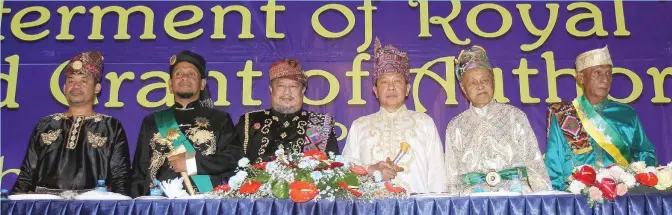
[166,129,180,141]
[186,127,216,156]
[151,132,173,146]
[244,113,250,154]
[283,121,290,128]
[256,118,273,164]
[67,117,83,149]
[194,117,210,128]
[86,131,107,148]
[280,132,287,139]
[40,129,61,145]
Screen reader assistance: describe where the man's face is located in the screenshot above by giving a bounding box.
[63,73,100,107]
[577,65,613,99]
[270,77,305,114]
[169,62,205,99]
[459,68,494,107]
[373,73,410,109]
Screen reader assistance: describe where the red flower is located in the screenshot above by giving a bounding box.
[252,162,267,170]
[635,172,659,187]
[304,150,327,161]
[314,167,323,171]
[572,165,597,186]
[384,181,405,194]
[214,184,231,192]
[239,180,262,194]
[289,181,319,203]
[337,181,362,197]
[350,165,368,176]
[595,177,617,200]
[330,162,344,168]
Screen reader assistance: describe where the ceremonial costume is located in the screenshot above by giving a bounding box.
[342,38,447,194]
[444,46,551,195]
[130,51,244,197]
[545,46,658,190]
[236,59,339,164]
[12,52,132,195]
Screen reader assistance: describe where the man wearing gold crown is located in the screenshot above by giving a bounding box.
[236,59,339,164]
[130,50,244,197]
[443,46,551,195]
[545,46,659,191]
[11,51,132,195]
[341,38,447,194]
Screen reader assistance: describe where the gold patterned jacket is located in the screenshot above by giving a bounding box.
[236,109,339,164]
[129,101,244,198]
[11,113,131,195]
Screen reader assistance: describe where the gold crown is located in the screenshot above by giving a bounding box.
[575,46,613,72]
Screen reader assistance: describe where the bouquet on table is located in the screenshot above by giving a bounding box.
[567,161,672,207]
[208,146,408,202]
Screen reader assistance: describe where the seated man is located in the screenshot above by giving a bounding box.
[130,51,244,197]
[545,46,659,190]
[444,46,551,195]
[236,59,339,164]
[12,51,131,195]
[342,38,447,194]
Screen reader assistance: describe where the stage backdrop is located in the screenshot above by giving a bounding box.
[1,0,671,190]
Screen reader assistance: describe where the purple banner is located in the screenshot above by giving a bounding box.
[1,1,671,190]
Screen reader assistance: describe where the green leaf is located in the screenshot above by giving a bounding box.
[295,170,314,183]
[272,180,289,199]
[253,171,271,183]
[344,173,359,186]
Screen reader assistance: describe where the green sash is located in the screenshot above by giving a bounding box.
[573,97,631,166]
[461,167,528,186]
[154,109,214,193]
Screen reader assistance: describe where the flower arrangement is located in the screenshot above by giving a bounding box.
[208,147,408,202]
[567,161,672,207]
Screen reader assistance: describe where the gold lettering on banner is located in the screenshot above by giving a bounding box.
[89,6,156,40]
[1,55,20,108]
[211,5,254,39]
[647,67,672,103]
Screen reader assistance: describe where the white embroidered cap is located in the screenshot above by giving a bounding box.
[575,45,613,72]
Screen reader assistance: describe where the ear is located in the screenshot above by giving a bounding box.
[405,84,411,97]
[373,85,379,98]
[459,82,466,95]
[94,83,102,94]
[576,71,585,86]
[168,78,174,94]
[302,87,306,94]
[200,79,207,90]
[269,85,273,94]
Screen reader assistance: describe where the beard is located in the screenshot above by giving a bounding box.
[273,105,299,114]
[176,91,196,99]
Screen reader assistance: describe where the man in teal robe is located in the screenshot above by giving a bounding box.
[544,46,659,191]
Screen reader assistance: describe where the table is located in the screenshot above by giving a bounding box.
[3,194,672,215]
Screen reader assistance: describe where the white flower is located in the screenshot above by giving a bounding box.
[275,148,285,157]
[228,173,246,189]
[666,161,672,170]
[643,167,658,174]
[311,171,323,182]
[568,180,586,194]
[630,161,646,173]
[596,169,614,181]
[298,161,309,169]
[266,162,278,173]
[328,151,335,158]
[373,170,383,182]
[608,166,626,179]
[620,173,637,187]
[238,157,250,168]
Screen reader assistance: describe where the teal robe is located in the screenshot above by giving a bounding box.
[544,97,658,191]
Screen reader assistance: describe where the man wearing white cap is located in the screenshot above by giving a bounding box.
[544,46,659,191]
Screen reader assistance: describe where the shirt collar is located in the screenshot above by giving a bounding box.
[469,99,495,117]
[172,100,203,111]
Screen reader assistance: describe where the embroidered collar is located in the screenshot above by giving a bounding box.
[378,104,407,118]
[173,100,203,111]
